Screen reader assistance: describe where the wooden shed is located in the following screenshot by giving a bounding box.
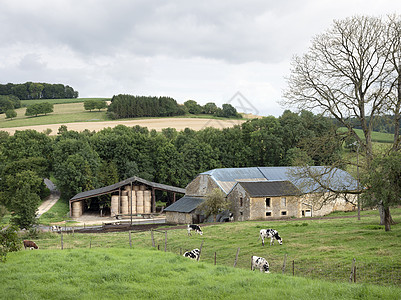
[69,176,185,219]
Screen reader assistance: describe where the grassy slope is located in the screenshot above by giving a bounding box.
[1,247,399,300]
[338,127,394,143]
[0,99,245,129]
[27,209,401,286]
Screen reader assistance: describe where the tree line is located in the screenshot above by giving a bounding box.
[0,110,337,229]
[107,94,241,119]
[0,82,79,100]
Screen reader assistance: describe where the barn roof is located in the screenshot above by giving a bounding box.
[237,180,301,197]
[70,176,185,202]
[201,166,357,195]
[163,196,205,213]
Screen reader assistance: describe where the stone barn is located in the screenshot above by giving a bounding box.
[165,166,358,223]
[69,176,185,219]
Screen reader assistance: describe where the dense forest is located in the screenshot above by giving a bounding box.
[107,94,241,119]
[0,82,78,100]
[0,110,338,205]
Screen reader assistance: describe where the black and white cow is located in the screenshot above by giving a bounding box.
[259,229,283,246]
[183,248,201,260]
[251,256,270,273]
[187,224,203,236]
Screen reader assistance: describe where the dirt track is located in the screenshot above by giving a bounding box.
[1,118,246,136]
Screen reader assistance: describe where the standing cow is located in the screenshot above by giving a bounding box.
[183,248,201,260]
[187,224,203,236]
[259,229,283,246]
[23,240,39,250]
[251,256,270,273]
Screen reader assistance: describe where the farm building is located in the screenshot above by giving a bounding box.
[165,166,358,223]
[69,176,185,219]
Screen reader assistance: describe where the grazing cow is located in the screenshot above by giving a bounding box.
[23,240,38,250]
[51,225,61,232]
[259,229,283,246]
[251,256,270,273]
[187,224,203,236]
[183,248,201,260]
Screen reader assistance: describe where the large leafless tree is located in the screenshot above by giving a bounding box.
[283,15,401,231]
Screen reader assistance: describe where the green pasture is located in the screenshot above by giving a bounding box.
[0,102,109,128]
[28,208,401,287]
[2,248,399,300]
[338,127,394,143]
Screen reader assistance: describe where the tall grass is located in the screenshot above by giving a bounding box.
[1,247,399,299]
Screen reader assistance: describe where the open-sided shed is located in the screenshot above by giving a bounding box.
[69,176,185,219]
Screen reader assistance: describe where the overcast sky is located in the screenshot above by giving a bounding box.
[1,1,401,117]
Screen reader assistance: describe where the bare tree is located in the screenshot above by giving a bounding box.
[283,15,401,230]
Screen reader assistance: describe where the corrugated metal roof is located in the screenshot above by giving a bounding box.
[163,196,205,213]
[237,181,300,197]
[70,176,185,202]
[202,166,357,194]
[201,167,267,194]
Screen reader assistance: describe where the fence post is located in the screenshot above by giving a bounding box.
[164,231,167,252]
[72,227,74,237]
[214,252,217,265]
[354,265,357,283]
[61,232,63,250]
[292,260,295,276]
[233,247,240,267]
[282,254,287,274]
[129,231,132,248]
[151,229,155,247]
[349,258,356,283]
[158,245,160,250]
[197,240,204,261]
[180,248,182,256]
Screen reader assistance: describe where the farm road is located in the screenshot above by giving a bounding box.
[36,179,60,218]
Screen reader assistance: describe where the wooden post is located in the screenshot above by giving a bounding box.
[214,252,217,265]
[72,228,74,237]
[197,240,204,262]
[233,247,240,267]
[292,260,295,276]
[129,231,132,248]
[180,248,182,256]
[349,258,356,283]
[164,231,167,252]
[61,232,63,250]
[282,254,287,274]
[158,245,160,251]
[354,265,357,283]
[151,230,155,247]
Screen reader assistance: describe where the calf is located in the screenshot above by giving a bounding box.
[187,224,203,236]
[251,256,270,273]
[183,248,201,260]
[259,229,283,246]
[23,240,39,250]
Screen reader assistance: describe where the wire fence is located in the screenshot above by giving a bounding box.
[45,229,401,287]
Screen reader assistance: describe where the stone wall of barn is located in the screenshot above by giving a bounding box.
[186,175,221,197]
[166,211,193,224]
[227,184,248,221]
[300,192,356,217]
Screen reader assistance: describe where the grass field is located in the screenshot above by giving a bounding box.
[338,127,394,143]
[19,208,401,288]
[2,247,399,300]
[2,210,401,299]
